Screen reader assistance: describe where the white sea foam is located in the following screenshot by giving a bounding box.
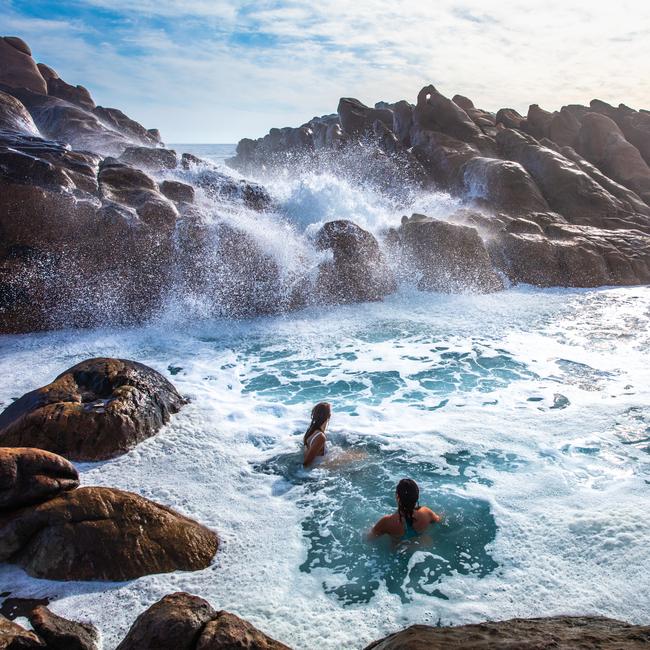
[1,286,649,649]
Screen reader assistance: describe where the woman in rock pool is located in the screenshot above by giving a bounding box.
[303,401,331,467]
[368,478,441,540]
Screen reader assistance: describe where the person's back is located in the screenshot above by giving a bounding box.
[368,479,441,540]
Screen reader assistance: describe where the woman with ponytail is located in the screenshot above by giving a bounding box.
[368,478,441,540]
[303,402,331,467]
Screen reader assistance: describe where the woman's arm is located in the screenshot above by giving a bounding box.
[367,515,389,540]
[303,432,325,467]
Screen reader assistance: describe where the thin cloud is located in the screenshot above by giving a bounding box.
[3,0,649,141]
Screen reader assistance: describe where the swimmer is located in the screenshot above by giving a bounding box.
[368,478,441,540]
[303,402,331,467]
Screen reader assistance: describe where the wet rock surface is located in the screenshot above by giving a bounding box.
[315,220,396,304]
[116,592,290,650]
[29,606,99,650]
[0,487,218,581]
[0,448,78,510]
[0,358,186,461]
[364,616,650,649]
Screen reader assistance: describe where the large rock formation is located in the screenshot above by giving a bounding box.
[364,616,650,649]
[117,592,290,650]
[0,448,78,510]
[0,358,186,461]
[231,82,650,291]
[0,487,218,580]
[315,220,396,303]
[396,214,503,292]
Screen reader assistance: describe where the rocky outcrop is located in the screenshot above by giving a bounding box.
[0,487,218,580]
[0,614,43,648]
[29,606,99,650]
[578,112,650,203]
[315,220,396,303]
[119,146,177,170]
[0,448,78,510]
[36,63,95,112]
[160,179,195,204]
[117,592,290,650]
[0,358,186,461]
[396,214,503,292]
[0,37,46,94]
[0,90,38,135]
[364,616,650,649]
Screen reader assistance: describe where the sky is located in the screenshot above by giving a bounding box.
[2,0,650,143]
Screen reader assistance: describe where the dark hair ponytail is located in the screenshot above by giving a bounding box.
[304,402,331,445]
[397,478,419,526]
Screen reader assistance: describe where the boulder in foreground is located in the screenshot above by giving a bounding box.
[117,592,290,650]
[364,616,650,649]
[29,605,100,650]
[0,447,78,510]
[0,487,218,580]
[0,358,186,461]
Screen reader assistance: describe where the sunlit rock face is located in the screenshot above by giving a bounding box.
[1,34,650,335]
[230,81,650,292]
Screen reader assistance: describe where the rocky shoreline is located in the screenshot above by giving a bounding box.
[1,36,650,335]
[1,33,650,649]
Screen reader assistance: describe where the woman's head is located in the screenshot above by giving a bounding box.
[396,478,419,525]
[310,402,331,428]
[304,402,331,442]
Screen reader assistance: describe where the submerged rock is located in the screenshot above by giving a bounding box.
[0,358,186,461]
[117,592,290,650]
[0,447,78,510]
[315,220,396,304]
[364,616,650,649]
[29,606,100,650]
[0,487,218,580]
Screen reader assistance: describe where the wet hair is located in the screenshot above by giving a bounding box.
[396,478,420,526]
[303,402,331,445]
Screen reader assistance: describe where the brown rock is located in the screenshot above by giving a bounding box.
[160,180,195,204]
[0,448,78,510]
[0,487,218,581]
[119,146,177,170]
[29,606,99,650]
[0,37,47,94]
[364,616,650,649]
[0,358,186,461]
[92,106,160,147]
[36,63,95,111]
[414,85,493,153]
[461,155,549,216]
[522,104,554,139]
[578,112,650,203]
[496,128,641,228]
[197,611,291,650]
[0,614,44,649]
[548,107,581,148]
[399,214,503,293]
[337,98,392,136]
[116,592,216,650]
[495,107,524,130]
[315,220,396,303]
[0,91,39,135]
